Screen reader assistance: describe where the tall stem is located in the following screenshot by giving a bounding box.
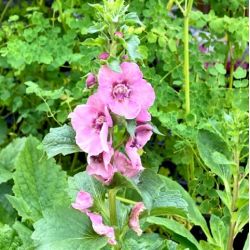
[183,0,193,115]
[228,39,234,89]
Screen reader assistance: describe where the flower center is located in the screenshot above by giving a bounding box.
[112,83,131,102]
[93,113,105,131]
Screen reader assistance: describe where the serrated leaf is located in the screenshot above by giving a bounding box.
[0,137,26,184]
[197,129,232,189]
[147,216,201,250]
[32,207,107,250]
[42,125,81,158]
[8,136,70,222]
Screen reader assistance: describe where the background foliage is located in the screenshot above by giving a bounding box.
[0,0,248,249]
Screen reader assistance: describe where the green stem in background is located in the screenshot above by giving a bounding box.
[108,189,119,249]
[0,0,12,23]
[182,0,193,115]
[228,39,235,89]
[70,152,78,174]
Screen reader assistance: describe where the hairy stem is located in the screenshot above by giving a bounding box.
[116,196,137,205]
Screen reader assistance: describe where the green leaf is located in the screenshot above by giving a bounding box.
[127,35,141,60]
[0,137,26,184]
[215,63,226,75]
[42,125,81,158]
[8,136,70,222]
[235,203,249,234]
[125,12,142,25]
[13,221,34,250]
[126,119,136,137]
[108,59,122,73]
[209,214,227,248]
[168,39,177,52]
[158,172,210,238]
[233,67,247,79]
[243,234,249,250]
[138,170,188,218]
[0,117,7,145]
[0,224,22,250]
[146,216,201,250]
[32,207,107,250]
[68,172,109,220]
[197,129,232,188]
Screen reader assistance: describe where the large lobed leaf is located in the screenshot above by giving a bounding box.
[7,136,70,222]
[32,207,107,250]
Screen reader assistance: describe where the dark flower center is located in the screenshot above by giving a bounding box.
[93,113,105,131]
[112,83,131,102]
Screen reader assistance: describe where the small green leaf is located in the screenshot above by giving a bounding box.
[42,125,81,158]
[125,12,142,25]
[127,35,141,60]
[215,63,226,75]
[126,119,136,137]
[32,207,107,250]
[108,59,122,73]
[233,67,247,79]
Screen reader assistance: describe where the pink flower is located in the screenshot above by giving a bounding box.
[71,191,93,213]
[129,202,145,236]
[86,145,116,184]
[97,62,155,119]
[136,109,151,123]
[69,93,113,156]
[86,73,96,88]
[125,124,153,169]
[99,52,110,60]
[113,151,143,178]
[114,31,123,38]
[86,212,117,245]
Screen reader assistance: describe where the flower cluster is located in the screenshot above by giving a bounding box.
[72,191,145,243]
[69,61,155,184]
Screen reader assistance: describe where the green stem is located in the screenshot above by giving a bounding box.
[183,0,193,115]
[116,196,137,205]
[0,0,12,23]
[108,189,120,249]
[228,39,234,89]
[70,152,78,174]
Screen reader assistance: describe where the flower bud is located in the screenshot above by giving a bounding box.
[86,73,96,88]
[98,52,110,60]
[114,31,123,38]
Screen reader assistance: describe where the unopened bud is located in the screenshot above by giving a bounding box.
[86,73,96,88]
[114,31,123,38]
[99,52,110,60]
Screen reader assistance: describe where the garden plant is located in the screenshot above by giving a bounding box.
[0,0,249,249]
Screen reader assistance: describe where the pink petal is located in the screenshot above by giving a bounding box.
[71,191,93,213]
[113,151,142,178]
[109,99,141,119]
[130,79,155,109]
[98,65,122,87]
[135,124,153,148]
[129,202,146,236]
[100,122,109,153]
[86,212,117,245]
[120,62,143,83]
[136,109,151,123]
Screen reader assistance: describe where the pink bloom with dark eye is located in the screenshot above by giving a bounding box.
[113,151,143,178]
[129,202,145,236]
[72,191,93,213]
[86,73,96,88]
[69,93,113,156]
[86,145,116,184]
[97,62,155,119]
[114,31,123,38]
[126,124,153,168]
[99,52,110,60]
[86,212,117,245]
